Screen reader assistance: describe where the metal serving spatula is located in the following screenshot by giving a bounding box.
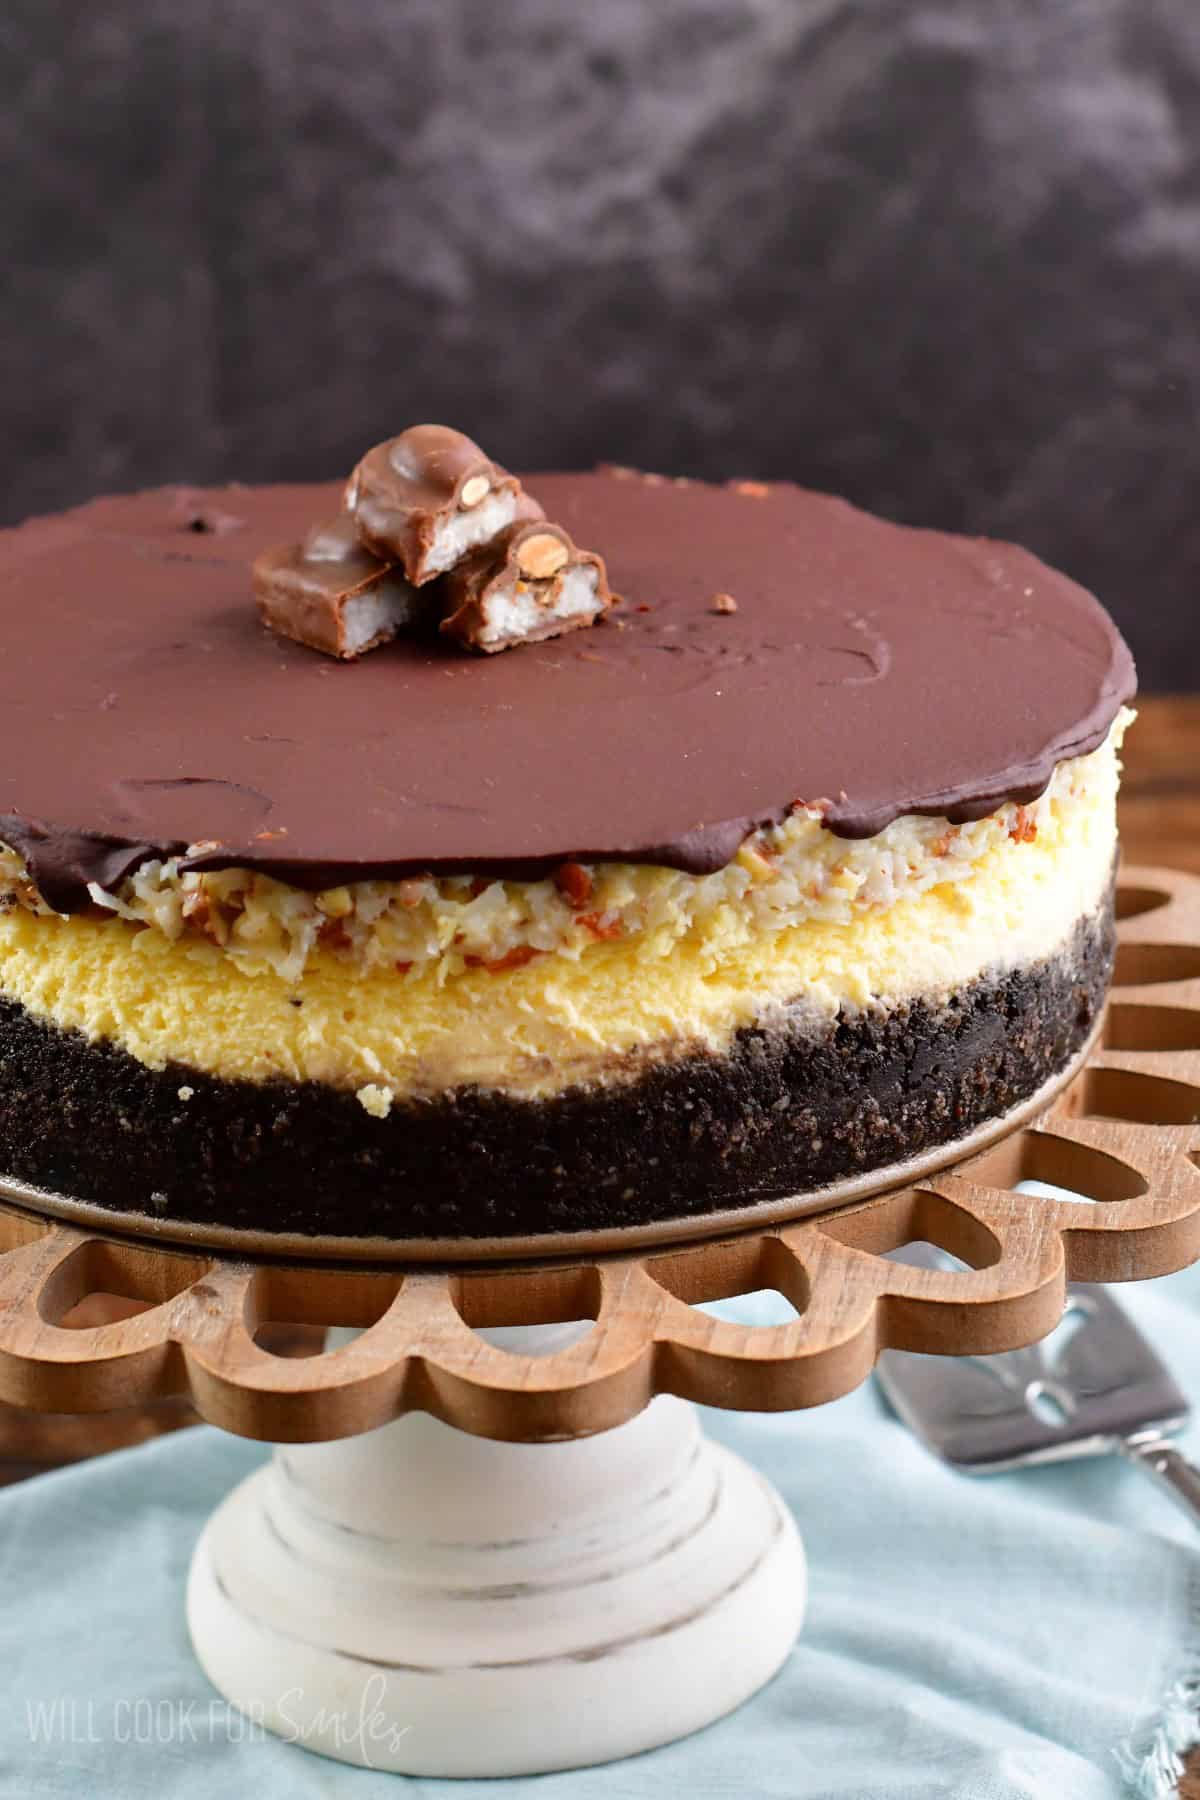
[877,1247,1200,1528]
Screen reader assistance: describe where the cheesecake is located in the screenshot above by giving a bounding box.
[0,469,1135,1239]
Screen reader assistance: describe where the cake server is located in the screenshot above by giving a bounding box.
[876,1244,1200,1528]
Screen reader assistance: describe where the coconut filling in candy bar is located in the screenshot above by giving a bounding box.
[252,516,428,660]
[344,425,543,584]
[440,522,612,652]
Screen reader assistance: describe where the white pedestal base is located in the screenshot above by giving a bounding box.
[187,1327,806,1776]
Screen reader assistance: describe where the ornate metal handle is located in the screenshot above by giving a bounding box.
[1121,1434,1200,1529]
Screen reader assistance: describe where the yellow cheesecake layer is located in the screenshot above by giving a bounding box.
[0,729,1119,1105]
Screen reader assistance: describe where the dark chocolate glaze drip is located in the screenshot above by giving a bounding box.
[0,473,1135,912]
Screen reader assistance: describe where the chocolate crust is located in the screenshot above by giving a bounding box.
[0,903,1115,1240]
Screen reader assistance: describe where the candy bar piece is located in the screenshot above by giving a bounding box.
[253,516,428,660]
[344,425,542,584]
[440,521,612,654]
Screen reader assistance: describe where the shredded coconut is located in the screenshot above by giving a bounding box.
[0,713,1130,986]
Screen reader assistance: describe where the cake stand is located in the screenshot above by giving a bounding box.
[0,864,1197,1777]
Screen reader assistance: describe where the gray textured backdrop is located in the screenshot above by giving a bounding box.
[3,0,1198,687]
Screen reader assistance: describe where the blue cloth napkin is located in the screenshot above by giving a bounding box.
[3,1265,1200,1800]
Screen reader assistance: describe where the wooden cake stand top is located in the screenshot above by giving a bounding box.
[0,865,1197,1445]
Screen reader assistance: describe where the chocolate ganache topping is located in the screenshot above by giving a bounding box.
[0,471,1134,912]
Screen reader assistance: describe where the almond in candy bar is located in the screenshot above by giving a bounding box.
[253,516,428,660]
[439,521,612,654]
[344,425,542,585]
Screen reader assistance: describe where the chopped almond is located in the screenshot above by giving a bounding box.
[555,861,593,907]
[578,911,623,941]
[464,944,544,972]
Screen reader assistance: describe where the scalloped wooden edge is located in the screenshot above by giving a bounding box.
[0,864,1196,1445]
